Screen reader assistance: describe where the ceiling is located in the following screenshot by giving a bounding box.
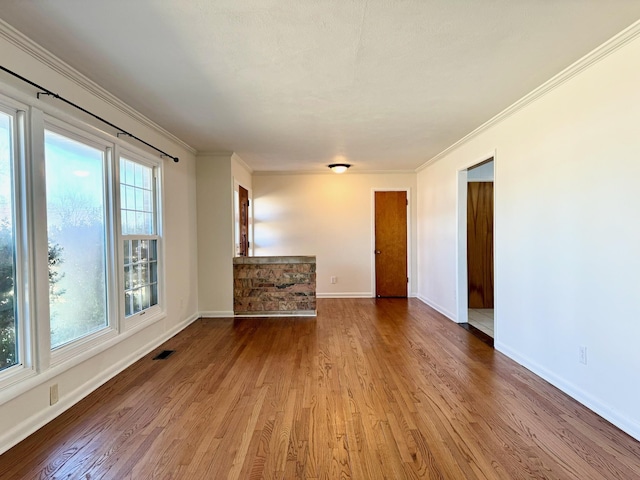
[2,1,640,172]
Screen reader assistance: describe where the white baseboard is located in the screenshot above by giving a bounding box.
[199,310,234,318]
[495,341,640,442]
[234,312,317,318]
[0,312,200,455]
[416,294,457,321]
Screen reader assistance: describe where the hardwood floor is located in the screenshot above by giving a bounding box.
[1,299,638,479]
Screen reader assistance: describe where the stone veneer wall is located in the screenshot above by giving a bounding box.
[233,256,316,316]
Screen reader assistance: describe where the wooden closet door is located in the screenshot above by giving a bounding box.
[375,191,408,297]
[467,182,494,308]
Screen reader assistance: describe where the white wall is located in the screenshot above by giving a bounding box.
[196,154,234,315]
[417,28,640,440]
[253,172,417,297]
[0,22,199,453]
[196,152,254,315]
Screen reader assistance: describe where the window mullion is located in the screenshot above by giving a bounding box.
[28,107,51,371]
[104,146,120,334]
[14,109,34,371]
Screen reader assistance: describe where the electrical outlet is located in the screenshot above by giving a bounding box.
[50,384,59,405]
[579,346,587,365]
[330,276,337,284]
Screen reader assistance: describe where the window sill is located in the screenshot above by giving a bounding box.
[125,305,164,331]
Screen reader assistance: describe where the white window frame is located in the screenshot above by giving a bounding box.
[0,96,36,389]
[42,116,119,367]
[117,147,164,330]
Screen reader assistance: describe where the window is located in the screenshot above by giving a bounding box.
[0,110,18,370]
[0,87,167,396]
[45,129,109,349]
[120,156,159,317]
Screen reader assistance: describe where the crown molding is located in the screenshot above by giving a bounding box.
[0,18,196,155]
[416,18,640,172]
[231,153,254,174]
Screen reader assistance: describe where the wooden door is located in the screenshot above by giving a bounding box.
[375,191,408,297]
[238,185,249,256]
[467,182,494,308]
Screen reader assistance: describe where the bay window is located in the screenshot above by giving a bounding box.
[0,83,165,391]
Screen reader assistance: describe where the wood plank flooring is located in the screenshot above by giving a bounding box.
[1,298,638,479]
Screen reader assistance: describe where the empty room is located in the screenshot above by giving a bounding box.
[0,1,639,478]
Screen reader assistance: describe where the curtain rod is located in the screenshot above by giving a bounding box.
[0,65,179,162]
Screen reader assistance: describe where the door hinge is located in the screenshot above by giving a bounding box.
[247,199,250,206]
[406,199,408,206]
[407,277,409,283]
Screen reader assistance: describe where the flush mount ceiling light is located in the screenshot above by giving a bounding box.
[328,163,351,174]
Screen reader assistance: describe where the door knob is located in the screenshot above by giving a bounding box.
[374,250,381,254]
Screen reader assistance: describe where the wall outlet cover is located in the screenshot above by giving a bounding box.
[50,384,59,405]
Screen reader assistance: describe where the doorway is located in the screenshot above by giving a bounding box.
[238,185,249,256]
[234,183,252,257]
[457,158,495,341]
[374,190,408,297]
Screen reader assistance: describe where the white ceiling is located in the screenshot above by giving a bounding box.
[2,1,640,172]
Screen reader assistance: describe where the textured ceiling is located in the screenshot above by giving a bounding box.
[2,1,640,172]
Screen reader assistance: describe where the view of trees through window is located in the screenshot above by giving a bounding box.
[120,157,158,316]
[45,130,108,349]
[0,112,17,369]
[123,239,158,316]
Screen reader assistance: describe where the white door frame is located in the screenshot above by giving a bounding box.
[456,151,496,325]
